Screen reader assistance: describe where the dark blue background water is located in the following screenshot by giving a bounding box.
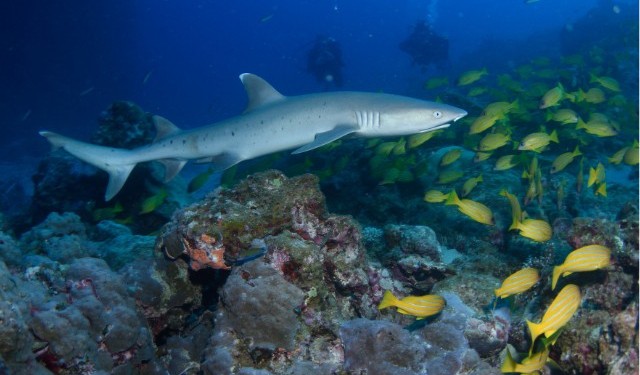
[1,0,633,164]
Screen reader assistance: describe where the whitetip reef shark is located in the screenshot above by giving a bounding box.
[40,73,467,201]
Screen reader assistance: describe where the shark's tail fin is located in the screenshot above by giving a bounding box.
[39,131,136,201]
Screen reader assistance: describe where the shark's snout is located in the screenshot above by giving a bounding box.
[453,110,468,122]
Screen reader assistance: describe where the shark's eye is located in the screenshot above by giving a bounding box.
[433,111,443,119]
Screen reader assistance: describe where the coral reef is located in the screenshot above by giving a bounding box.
[0,167,636,374]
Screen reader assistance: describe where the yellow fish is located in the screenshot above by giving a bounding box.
[188,168,214,193]
[576,118,618,137]
[469,114,499,135]
[408,130,442,149]
[513,218,552,242]
[375,141,397,157]
[526,284,581,352]
[424,190,449,203]
[139,188,168,214]
[378,290,445,319]
[575,157,584,193]
[575,87,606,104]
[92,202,124,221]
[437,169,465,184]
[440,148,462,166]
[539,83,565,109]
[380,168,401,185]
[425,76,449,90]
[461,175,483,197]
[495,268,540,299]
[501,347,550,374]
[587,162,605,187]
[551,146,581,173]
[608,147,629,164]
[474,151,493,163]
[546,108,578,125]
[478,133,511,152]
[595,182,607,197]
[468,86,488,97]
[589,73,620,92]
[500,189,522,230]
[446,190,494,225]
[483,100,519,118]
[458,68,488,86]
[518,130,559,152]
[624,143,639,165]
[552,245,611,290]
[494,155,519,171]
[391,138,407,155]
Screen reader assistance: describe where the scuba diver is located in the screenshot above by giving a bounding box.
[399,20,449,70]
[307,36,344,88]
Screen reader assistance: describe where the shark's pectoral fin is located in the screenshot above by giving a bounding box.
[292,125,359,154]
[209,153,244,171]
[158,159,188,182]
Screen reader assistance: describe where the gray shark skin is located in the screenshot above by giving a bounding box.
[40,73,467,201]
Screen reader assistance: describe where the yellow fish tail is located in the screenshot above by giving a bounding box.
[445,190,461,206]
[572,145,582,157]
[551,265,563,290]
[596,182,607,197]
[526,319,544,353]
[587,167,597,187]
[378,290,399,310]
[500,348,517,373]
[549,129,559,144]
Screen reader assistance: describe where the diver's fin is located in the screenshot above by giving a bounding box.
[158,159,187,182]
[240,73,285,113]
[153,115,182,142]
[292,125,358,154]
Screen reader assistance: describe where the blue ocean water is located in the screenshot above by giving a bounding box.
[0,1,638,373]
[2,0,629,160]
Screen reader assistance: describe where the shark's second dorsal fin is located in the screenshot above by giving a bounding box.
[240,73,285,113]
[153,115,182,142]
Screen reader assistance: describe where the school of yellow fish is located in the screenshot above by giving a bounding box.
[376,51,631,373]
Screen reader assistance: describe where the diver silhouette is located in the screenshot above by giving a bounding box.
[400,21,449,70]
[307,36,344,88]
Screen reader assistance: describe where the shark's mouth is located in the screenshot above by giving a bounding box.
[419,123,451,133]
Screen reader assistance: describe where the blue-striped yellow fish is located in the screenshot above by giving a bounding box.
[501,347,550,374]
[446,190,495,225]
[500,189,522,230]
[526,284,581,353]
[378,290,445,319]
[495,268,540,299]
[424,190,448,203]
[552,245,611,290]
[461,175,483,197]
[512,218,553,242]
[551,146,581,174]
[440,148,462,166]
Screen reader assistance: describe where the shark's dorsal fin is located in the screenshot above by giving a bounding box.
[240,73,285,113]
[153,115,182,142]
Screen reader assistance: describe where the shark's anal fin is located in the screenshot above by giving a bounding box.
[292,125,358,154]
[240,73,285,113]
